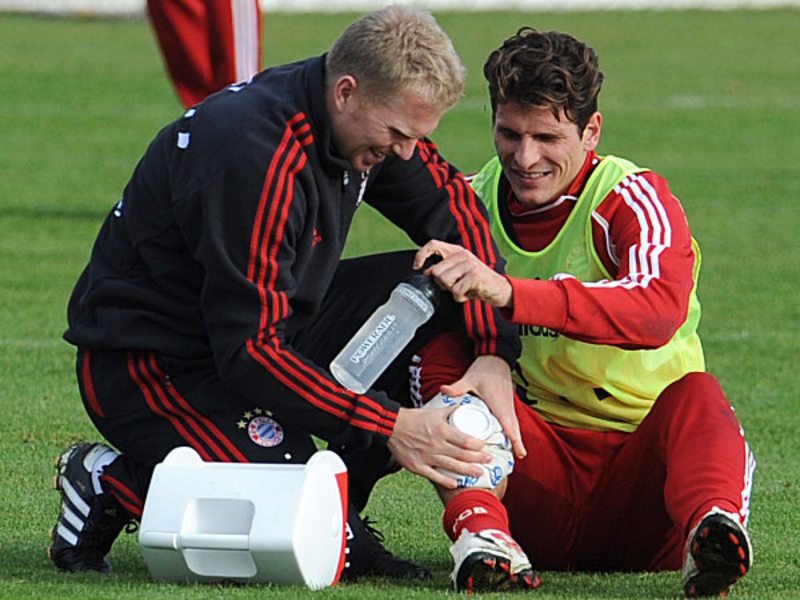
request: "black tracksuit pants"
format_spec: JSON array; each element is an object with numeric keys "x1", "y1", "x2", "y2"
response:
[{"x1": 75, "y1": 250, "x2": 455, "y2": 522}]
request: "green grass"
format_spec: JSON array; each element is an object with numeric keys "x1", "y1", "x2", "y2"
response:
[{"x1": 1, "y1": 8, "x2": 799, "y2": 599}]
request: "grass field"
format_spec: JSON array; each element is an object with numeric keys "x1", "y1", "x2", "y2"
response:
[{"x1": 1, "y1": 7, "x2": 799, "y2": 599}]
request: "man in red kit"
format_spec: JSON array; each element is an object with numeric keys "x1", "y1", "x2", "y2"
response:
[
  {"x1": 412, "y1": 28, "x2": 755, "y2": 597},
  {"x1": 148, "y1": 0, "x2": 262, "y2": 108}
]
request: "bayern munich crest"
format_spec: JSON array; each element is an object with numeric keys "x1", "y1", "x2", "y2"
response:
[{"x1": 246, "y1": 414, "x2": 284, "y2": 448}]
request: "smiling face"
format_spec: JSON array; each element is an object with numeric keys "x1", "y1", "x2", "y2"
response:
[
  {"x1": 493, "y1": 101, "x2": 602, "y2": 207},
  {"x1": 328, "y1": 75, "x2": 443, "y2": 172}
]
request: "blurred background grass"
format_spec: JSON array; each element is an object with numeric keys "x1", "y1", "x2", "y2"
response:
[{"x1": 0, "y1": 8, "x2": 798, "y2": 599}]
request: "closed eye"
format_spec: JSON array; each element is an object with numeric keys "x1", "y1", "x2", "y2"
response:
[
  {"x1": 496, "y1": 127, "x2": 521, "y2": 141},
  {"x1": 391, "y1": 127, "x2": 416, "y2": 141}
]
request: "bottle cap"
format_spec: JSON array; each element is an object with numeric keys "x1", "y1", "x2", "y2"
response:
[
  {"x1": 404, "y1": 272, "x2": 441, "y2": 307},
  {"x1": 448, "y1": 404, "x2": 493, "y2": 440}
]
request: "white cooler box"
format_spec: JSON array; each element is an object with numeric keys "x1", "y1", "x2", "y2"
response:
[{"x1": 138, "y1": 447, "x2": 347, "y2": 589}]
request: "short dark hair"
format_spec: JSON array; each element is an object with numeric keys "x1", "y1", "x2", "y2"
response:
[{"x1": 483, "y1": 27, "x2": 604, "y2": 132}]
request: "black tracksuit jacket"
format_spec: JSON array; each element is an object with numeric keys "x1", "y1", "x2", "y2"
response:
[{"x1": 65, "y1": 55, "x2": 519, "y2": 451}]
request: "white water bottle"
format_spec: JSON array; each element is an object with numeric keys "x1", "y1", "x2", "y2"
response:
[{"x1": 330, "y1": 274, "x2": 439, "y2": 394}]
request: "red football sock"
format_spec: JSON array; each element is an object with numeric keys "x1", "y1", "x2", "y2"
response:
[{"x1": 443, "y1": 489, "x2": 510, "y2": 542}]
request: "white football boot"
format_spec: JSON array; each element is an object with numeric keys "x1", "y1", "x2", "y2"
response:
[{"x1": 450, "y1": 528, "x2": 540, "y2": 593}]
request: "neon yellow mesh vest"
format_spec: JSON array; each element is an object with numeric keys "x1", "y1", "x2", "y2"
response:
[{"x1": 471, "y1": 155, "x2": 705, "y2": 432}]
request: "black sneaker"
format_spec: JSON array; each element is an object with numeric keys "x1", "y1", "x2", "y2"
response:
[
  {"x1": 48, "y1": 442, "x2": 129, "y2": 573},
  {"x1": 341, "y1": 514, "x2": 431, "y2": 581},
  {"x1": 683, "y1": 508, "x2": 752, "y2": 597}
]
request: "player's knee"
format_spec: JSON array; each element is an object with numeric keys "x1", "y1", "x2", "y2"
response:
[
  {"x1": 662, "y1": 372, "x2": 727, "y2": 408},
  {"x1": 656, "y1": 372, "x2": 741, "y2": 432}
]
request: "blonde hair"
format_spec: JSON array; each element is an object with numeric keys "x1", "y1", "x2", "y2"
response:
[{"x1": 326, "y1": 6, "x2": 465, "y2": 111}]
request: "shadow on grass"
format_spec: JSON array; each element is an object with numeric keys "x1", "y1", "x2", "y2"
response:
[
  {"x1": 340, "y1": 547, "x2": 682, "y2": 598},
  {"x1": 0, "y1": 206, "x2": 107, "y2": 222}
]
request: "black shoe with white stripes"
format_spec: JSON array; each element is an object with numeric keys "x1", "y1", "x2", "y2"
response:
[{"x1": 48, "y1": 442, "x2": 129, "y2": 573}]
